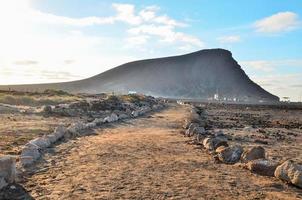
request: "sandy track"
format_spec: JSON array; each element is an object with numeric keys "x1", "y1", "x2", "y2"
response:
[{"x1": 21, "y1": 104, "x2": 301, "y2": 200}]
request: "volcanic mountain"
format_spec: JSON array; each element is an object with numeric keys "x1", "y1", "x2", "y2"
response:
[{"x1": 0, "y1": 49, "x2": 279, "y2": 102}]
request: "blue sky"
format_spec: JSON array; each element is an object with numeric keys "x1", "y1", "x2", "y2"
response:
[{"x1": 0, "y1": 0, "x2": 301, "y2": 101}]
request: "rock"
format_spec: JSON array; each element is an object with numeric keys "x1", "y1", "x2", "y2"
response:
[
  {"x1": 93, "y1": 118, "x2": 104, "y2": 126},
  {"x1": 53, "y1": 125, "x2": 67, "y2": 140},
  {"x1": 241, "y1": 146, "x2": 265, "y2": 163},
  {"x1": 140, "y1": 106, "x2": 151, "y2": 113},
  {"x1": 193, "y1": 126, "x2": 205, "y2": 135},
  {"x1": 274, "y1": 160, "x2": 302, "y2": 188},
  {"x1": 183, "y1": 119, "x2": 191, "y2": 129},
  {"x1": 243, "y1": 126, "x2": 253, "y2": 131},
  {"x1": 188, "y1": 112, "x2": 200, "y2": 123},
  {"x1": 67, "y1": 122, "x2": 86, "y2": 136},
  {"x1": 203, "y1": 137, "x2": 228, "y2": 151},
  {"x1": 103, "y1": 113, "x2": 119, "y2": 123},
  {"x1": 131, "y1": 110, "x2": 140, "y2": 117},
  {"x1": 68, "y1": 101, "x2": 90, "y2": 111},
  {"x1": 247, "y1": 159, "x2": 278, "y2": 177},
  {"x1": 28, "y1": 137, "x2": 51, "y2": 149},
  {"x1": 0, "y1": 156, "x2": 16, "y2": 190},
  {"x1": 118, "y1": 113, "x2": 129, "y2": 119},
  {"x1": 46, "y1": 134, "x2": 58, "y2": 144},
  {"x1": 185, "y1": 123, "x2": 199, "y2": 137},
  {"x1": 254, "y1": 139, "x2": 268, "y2": 145},
  {"x1": 85, "y1": 122, "x2": 96, "y2": 129},
  {"x1": 20, "y1": 143, "x2": 41, "y2": 166},
  {"x1": 192, "y1": 127, "x2": 206, "y2": 142},
  {"x1": 43, "y1": 105, "x2": 52, "y2": 114},
  {"x1": 217, "y1": 145, "x2": 243, "y2": 164}
]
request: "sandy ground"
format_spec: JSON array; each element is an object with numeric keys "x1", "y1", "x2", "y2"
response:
[
  {"x1": 0, "y1": 113, "x2": 78, "y2": 155},
  {"x1": 7, "y1": 104, "x2": 301, "y2": 199}
]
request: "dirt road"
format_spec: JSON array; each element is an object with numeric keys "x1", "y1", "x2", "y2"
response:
[{"x1": 16, "y1": 104, "x2": 301, "y2": 199}]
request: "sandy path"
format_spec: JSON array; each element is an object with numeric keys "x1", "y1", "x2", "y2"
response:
[{"x1": 21, "y1": 104, "x2": 301, "y2": 200}]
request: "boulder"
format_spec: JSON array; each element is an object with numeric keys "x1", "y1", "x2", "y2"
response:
[
  {"x1": 247, "y1": 159, "x2": 278, "y2": 177},
  {"x1": 274, "y1": 160, "x2": 302, "y2": 188},
  {"x1": 53, "y1": 125, "x2": 67, "y2": 140},
  {"x1": 67, "y1": 122, "x2": 86, "y2": 136},
  {"x1": 103, "y1": 113, "x2": 119, "y2": 123},
  {"x1": 185, "y1": 123, "x2": 199, "y2": 137},
  {"x1": 188, "y1": 112, "x2": 200, "y2": 123},
  {"x1": 43, "y1": 105, "x2": 52, "y2": 114},
  {"x1": 93, "y1": 118, "x2": 104, "y2": 126},
  {"x1": 0, "y1": 156, "x2": 16, "y2": 190},
  {"x1": 241, "y1": 146, "x2": 265, "y2": 163},
  {"x1": 203, "y1": 137, "x2": 228, "y2": 151},
  {"x1": 46, "y1": 134, "x2": 58, "y2": 144},
  {"x1": 131, "y1": 110, "x2": 140, "y2": 117},
  {"x1": 217, "y1": 145, "x2": 243, "y2": 164},
  {"x1": 118, "y1": 113, "x2": 129, "y2": 119},
  {"x1": 192, "y1": 127, "x2": 206, "y2": 142},
  {"x1": 20, "y1": 143, "x2": 41, "y2": 166},
  {"x1": 29, "y1": 137, "x2": 51, "y2": 149},
  {"x1": 183, "y1": 119, "x2": 191, "y2": 129},
  {"x1": 85, "y1": 122, "x2": 96, "y2": 129}
]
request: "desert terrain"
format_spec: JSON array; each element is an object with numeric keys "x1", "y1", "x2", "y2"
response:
[{"x1": 0, "y1": 92, "x2": 301, "y2": 199}]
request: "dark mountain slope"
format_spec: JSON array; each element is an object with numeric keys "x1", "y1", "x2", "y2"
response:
[{"x1": 0, "y1": 49, "x2": 279, "y2": 102}]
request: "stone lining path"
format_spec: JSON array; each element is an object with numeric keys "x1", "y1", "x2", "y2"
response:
[{"x1": 18, "y1": 104, "x2": 301, "y2": 200}]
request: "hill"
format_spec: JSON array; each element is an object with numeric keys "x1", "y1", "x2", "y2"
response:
[{"x1": 0, "y1": 49, "x2": 279, "y2": 102}]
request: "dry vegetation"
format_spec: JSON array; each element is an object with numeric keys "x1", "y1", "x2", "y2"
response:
[{"x1": 0, "y1": 89, "x2": 81, "y2": 106}]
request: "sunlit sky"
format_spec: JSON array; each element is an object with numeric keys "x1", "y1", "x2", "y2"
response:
[{"x1": 0, "y1": 0, "x2": 301, "y2": 101}]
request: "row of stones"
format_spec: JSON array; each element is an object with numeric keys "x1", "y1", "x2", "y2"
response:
[
  {"x1": 0, "y1": 103, "x2": 165, "y2": 190},
  {"x1": 184, "y1": 105, "x2": 302, "y2": 189}
]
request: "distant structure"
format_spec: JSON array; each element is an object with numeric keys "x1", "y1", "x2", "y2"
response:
[
  {"x1": 282, "y1": 97, "x2": 290, "y2": 103},
  {"x1": 128, "y1": 91, "x2": 137, "y2": 94}
]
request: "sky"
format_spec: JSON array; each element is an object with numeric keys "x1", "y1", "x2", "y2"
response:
[{"x1": 0, "y1": 0, "x2": 301, "y2": 101}]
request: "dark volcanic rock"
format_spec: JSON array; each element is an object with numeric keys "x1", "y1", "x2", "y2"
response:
[
  {"x1": 241, "y1": 146, "x2": 266, "y2": 163},
  {"x1": 247, "y1": 159, "x2": 278, "y2": 177}
]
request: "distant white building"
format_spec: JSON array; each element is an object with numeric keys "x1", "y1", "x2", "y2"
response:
[{"x1": 128, "y1": 91, "x2": 137, "y2": 94}]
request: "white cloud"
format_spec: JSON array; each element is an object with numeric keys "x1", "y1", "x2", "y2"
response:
[
  {"x1": 254, "y1": 11, "x2": 300, "y2": 33},
  {"x1": 217, "y1": 35, "x2": 241, "y2": 43},
  {"x1": 112, "y1": 3, "x2": 142, "y2": 25},
  {"x1": 240, "y1": 60, "x2": 275, "y2": 72},
  {"x1": 127, "y1": 24, "x2": 204, "y2": 48},
  {"x1": 240, "y1": 59, "x2": 302, "y2": 72},
  {"x1": 139, "y1": 6, "x2": 158, "y2": 21}
]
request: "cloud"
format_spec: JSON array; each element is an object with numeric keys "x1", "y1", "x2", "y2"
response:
[
  {"x1": 217, "y1": 35, "x2": 241, "y2": 43},
  {"x1": 127, "y1": 24, "x2": 204, "y2": 48},
  {"x1": 112, "y1": 3, "x2": 142, "y2": 25},
  {"x1": 240, "y1": 60, "x2": 275, "y2": 72},
  {"x1": 14, "y1": 60, "x2": 39, "y2": 65},
  {"x1": 64, "y1": 60, "x2": 76, "y2": 65},
  {"x1": 29, "y1": 3, "x2": 187, "y2": 28},
  {"x1": 240, "y1": 59, "x2": 302, "y2": 73},
  {"x1": 254, "y1": 11, "x2": 300, "y2": 33},
  {"x1": 291, "y1": 84, "x2": 302, "y2": 88}
]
